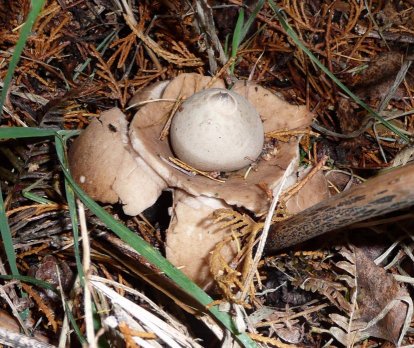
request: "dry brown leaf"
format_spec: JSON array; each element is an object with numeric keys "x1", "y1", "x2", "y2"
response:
[
  {"x1": 354, "y1": 246, "x2": 410, "y2": 344},
  {"x1": 285, "y1": 167, "x2": 330, "y2": 214}
]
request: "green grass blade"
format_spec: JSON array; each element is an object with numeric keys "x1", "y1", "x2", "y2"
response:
[
  {"x1": 21, "y1": 191, "x2": 54, "y2": 204},
  {"x1": 22, "y1": 177, "x2": 56, "y2": 204},
  {"x1": 231, "y1": 8, "x2": 245, "y2": 74},
  {"x1": 0, "y1": 128, "x2": 79, "y2": 139},
  {"x1": 0, "y1": 274, "x2": 57, "y2": 291},
  {"x1": 230, "y1": 1, "x2": 265, "y2": 74},
  {"x1": 54, "y1": 134, "x2": 258, "y2": 348},
  {"x1": 73, "y1": 29, "x2": 118, "y2": 82},
  {"x1": 0, "y1": 185, "x2": 19, "y2": 275},
  {"x1": 240, "y1": 0, "x2": 265, "y2": 41},
  {"x1": 0, "y1": 0, "x2": 46, "y2": 119},
  {"x1": 268, "y1": 0, "x2": 409, "y2": 142},
  {"x1": 65, "y1": 301, "x2": 87, "y2": 345},
  {"x1": 57, "y1": 132, "x2": 85, "y2": 282},
  {"x1": 64, "y1": 182, "x2": 85, "y2": 284},
  {"x1": 224, "y1": 34, "x2": 230, "y2": 57},
  {"x1": 232, "y1": 8, "x2": 245, "y2": 58}
]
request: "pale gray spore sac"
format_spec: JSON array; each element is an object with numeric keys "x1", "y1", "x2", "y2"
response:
[{"x1": 170, "y1": 88, "x2": 264, "y2": 172}]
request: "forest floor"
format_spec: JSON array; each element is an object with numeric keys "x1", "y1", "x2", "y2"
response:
[{"x1": 0, "y1": 1, "x2": 414, "y2": 347}]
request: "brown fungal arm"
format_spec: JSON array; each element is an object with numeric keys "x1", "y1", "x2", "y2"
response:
[{"x1": 266, "y1": 163, "x2": 414, "y2": 252}]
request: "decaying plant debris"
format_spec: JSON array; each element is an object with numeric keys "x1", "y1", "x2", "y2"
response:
[{"x1": 1, "y1": 0, "x2": 414, "y2": 347}]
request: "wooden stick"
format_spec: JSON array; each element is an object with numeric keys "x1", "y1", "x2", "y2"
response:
[{"x1": 266, "y1": 163, "x2": 414, "y2": 252}]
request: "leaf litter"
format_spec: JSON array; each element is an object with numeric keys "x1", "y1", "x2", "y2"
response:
[{"x1": 0, "y1": 0, "x2": 414, "y2": 347}]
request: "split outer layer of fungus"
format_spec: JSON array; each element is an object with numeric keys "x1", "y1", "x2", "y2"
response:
[{"x1": 68, "y1": 73, "x2": 329, "y2": 287}]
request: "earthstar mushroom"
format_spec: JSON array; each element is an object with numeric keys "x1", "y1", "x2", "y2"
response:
[{"x1": 68, "y1": 73, "x2": 329, "y2": 287}]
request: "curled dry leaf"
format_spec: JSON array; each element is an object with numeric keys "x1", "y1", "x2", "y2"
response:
[
  {"x1": 329, "y1": 244, "x2": 411, "y2": 346},
  {"x1": 286, "y1": 168, "x2": 330, "y2": 214},
  {"x1": 28, "y1": 255, "x2": 74, "y2": 303},
  {"x1": 354, "y1": 246, "x2": 410, "y2": 344},
  {"x1": 69, "y1": 73, "x2": 328, "y2": 286}
]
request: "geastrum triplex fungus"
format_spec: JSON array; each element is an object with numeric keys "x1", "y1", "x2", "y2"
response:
[{"x1": 69, "y1": 73, "x2": 329, "y2": 287}]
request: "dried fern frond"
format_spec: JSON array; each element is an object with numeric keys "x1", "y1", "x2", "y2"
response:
[
  {"x1": 21, "y1": 283, "x2": 58, "y2": 332},
  {"x1": 210, "y1": 209, "x2": 265, "y2": 305},
  {"x1": 300, "y1": 277, "x2": 352, "y2": 313},
  {"x1": 212, "y1": 209, "x2": 256, "y2": 236}
]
